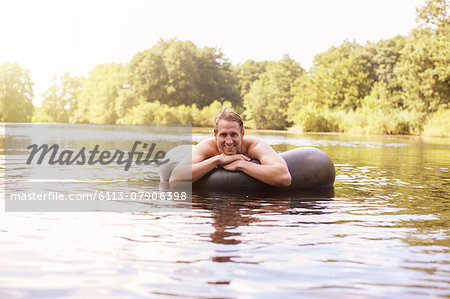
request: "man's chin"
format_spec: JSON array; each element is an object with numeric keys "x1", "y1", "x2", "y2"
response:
[{"x1": 223, "y1": 148, "x2": 236, "y2": 155}]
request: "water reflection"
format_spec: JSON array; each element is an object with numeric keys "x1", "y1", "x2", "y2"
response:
[{"x1": 191, "y1": 190, "x2": 335, "y2": 269}]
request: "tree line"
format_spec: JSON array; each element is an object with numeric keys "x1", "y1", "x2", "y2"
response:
[{"x1": 1, "y1": 0, "x2": 448, "y2": 136}]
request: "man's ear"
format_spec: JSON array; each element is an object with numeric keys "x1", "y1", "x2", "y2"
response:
[
  {"x1": 214, "y1": 130, "x2": 217, "y2": 139},
  {"x1": 241, "y1": 129, "x2": 245, "y2": 138}
]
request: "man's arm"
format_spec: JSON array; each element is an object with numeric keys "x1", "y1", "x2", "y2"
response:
[{"x1": 222, "y1": 139, "x2": 292, "y2": 187}]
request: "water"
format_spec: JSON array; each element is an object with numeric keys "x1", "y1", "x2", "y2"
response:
[{"x1": 1, "y1": 124, "x2": 449, "y2": 298}]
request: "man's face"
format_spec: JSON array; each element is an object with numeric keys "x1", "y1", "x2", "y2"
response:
[{"x1": 214, "y1": 120, "x2": 244, "y2": 155}]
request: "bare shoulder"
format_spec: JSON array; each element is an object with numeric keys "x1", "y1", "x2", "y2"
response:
[
  {"x1": 192, "y1": 138, "x2": 218, "y2": 162},
  {"x1": 243, "y1": 137, "x2": 274, "y2": 159}
]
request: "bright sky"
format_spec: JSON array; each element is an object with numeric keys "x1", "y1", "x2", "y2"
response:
[{"x1": 1, "y1": 0, "x2": 425, "y2": 105}]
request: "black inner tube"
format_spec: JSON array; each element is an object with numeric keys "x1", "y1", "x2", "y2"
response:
[{"x1": 160, "y1": 146, "x2": 335, "y2": 196}]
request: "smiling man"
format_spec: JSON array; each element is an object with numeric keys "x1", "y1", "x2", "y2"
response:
[{"x1": 170, "y1": 108, "x2": 292, "y2": 187}]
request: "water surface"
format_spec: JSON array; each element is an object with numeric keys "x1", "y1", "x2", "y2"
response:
[{"x1": 1, "y1": 125, "x2": 449, "y2": 298}]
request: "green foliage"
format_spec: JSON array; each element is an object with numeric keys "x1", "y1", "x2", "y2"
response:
[
  {"x1": 72, "y1": 63, "x2": 128, "y2": 124},
  {"x1": 307, "y1": 41, "x2": 374, "y2": 111},
  {"x1": 121, "y1": 101, "x2": 165, "y2": 125},
  {"x1": 289, "y1": 79, "x2": 426, "y2": 135},
  {"x1": 343, "y1": 108, "x2": 424, "y2": 135},
  {"x1": 423, "y1": 108, "x2": 450, "y2": 136},
  {"x1": 366, "y1": 36, "x2": 408, "y2": 101},
  {"x1": 120, "y1": 100, "x2": 235, "y2": 127},
  {"x1": 336, "y1": 80, "x2": 425, "y2": 135},
  {"x1": 243, "y1": 55, "x2": 305, "y2": 129},
  {"x1": 286, "y1": 0, "x2": 448, "y2": 136},
  {"x1": 291, "y1": 102, "x2": 343, "y2": 132},
  {"x1": 193, "y1": 100, "x2": 233, "y2": 127},
  {"x1": 416, "y1": 0, "x2": 449, "y2": 31},
  {"x1": 395, "y1": 28, "x2": 449, "y2": 114},
  {"x1": 33, "y1": 73, "x2": 82, "y2": 123},
  {"x1": 392, "y1": 0, "x2": 449, "y2": 115},
  {"x1": 0, "y1": 62, "x2": 34, "y2": 122},
  {"x1": 233, "y1": 60, "x2": 270, "y2": 98},
  {"x1": 128, "y1": 39, "x2": 240, "y2": 108}
]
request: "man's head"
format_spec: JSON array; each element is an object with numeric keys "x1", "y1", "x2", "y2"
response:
[{"x1": 214, "y1": 108, "x2": 244, "y2": 155}]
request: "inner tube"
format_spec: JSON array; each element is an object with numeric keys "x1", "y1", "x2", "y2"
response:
[{"x1": 159, "y1": 145, "x2": 335, "y2": 195}]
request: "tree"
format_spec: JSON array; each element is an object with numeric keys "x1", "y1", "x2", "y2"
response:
[
  {"x1": 306, "y1": 41, "x2": 374, "y2": 111},
  {"x1": 394, "y1": 30, "x2": 449, "y2": 114},
  {"x1": 233, "y1": 60, "x2": 270, "y2": 98},
  {"x1": 367, "y1": 36, "x2": 407, "y2": 87},
  {"x1": 357, "y1": 36, "x2": 408, "y2": 110},
  {"x1": 72, "y1": 63, "x2": 128, "y2": 124},
  {"x1": 243, "y1": 55, "x2": 304, "y2": 129},
  {"x1": 34, "y1": 73, "x2": 82, "y2": 123},
  {"x1": 394, "y1": 0, "x2": 449, "y2": 114},
  {"x1": 0, "y1": 62, "x2": 34, "y2": 122},
  {"x1": 128, "y1": 39, "x2": 240, "y2": 108},
  {"x1": 416, "y1": 0, "x2": 449, "y2": 32}
]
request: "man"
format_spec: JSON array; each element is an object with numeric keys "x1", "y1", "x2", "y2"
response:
[{"x1": 170, "y1": 108, "x2": 292, "y2": 187}]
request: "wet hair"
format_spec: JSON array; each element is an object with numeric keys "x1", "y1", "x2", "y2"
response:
[{"x1": 214, "y1": 108, "x2": 244, "y2": 133}]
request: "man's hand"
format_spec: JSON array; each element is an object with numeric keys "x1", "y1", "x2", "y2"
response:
[
  {"x1": 217, "y1": 153, "x2": 250, "y2": 167},
  {"x1": 221, "y1": 159, "x2": 246, "y2": 171}
]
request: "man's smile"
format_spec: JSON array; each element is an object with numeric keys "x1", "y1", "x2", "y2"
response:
[{"x1": 223, "y1": 143, "x2": 236, "y2": 153}]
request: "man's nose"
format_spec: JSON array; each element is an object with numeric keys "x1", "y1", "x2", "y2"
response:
[{"x1": 225, "y1": 137, "x2": 233, "y2": 143}]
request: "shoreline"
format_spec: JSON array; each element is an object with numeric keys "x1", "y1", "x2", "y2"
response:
[{"x1": 1, "y1": 123, "x2": 449, "y2": 139}]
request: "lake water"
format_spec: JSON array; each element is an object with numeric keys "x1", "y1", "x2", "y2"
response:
[{"x1": 1, "y1": 124, "x2": 449, "y2": 298}]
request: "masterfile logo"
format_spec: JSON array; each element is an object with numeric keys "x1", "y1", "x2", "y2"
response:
[
  {"x1": 26, "y1": 141, "x2": 169, "y2": 171},
  {"x1": 4, "y1": 123, "x2": 192, "y2": 212}
]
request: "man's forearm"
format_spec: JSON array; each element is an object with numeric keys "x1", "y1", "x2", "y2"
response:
[
  {"x1": 170, "y1": 155, "x2": 220, "y2": 184},
  {"x1": 191, "y1": 156, "x2": 220, "y2": 182},
  {"x1": 237, "y1": 161, "x2": 292, "y2": 187}
]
